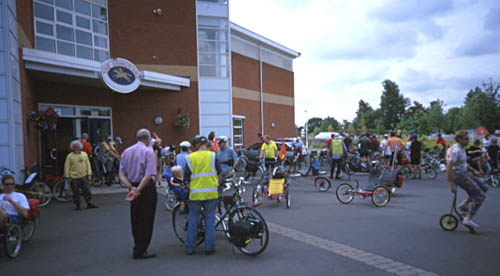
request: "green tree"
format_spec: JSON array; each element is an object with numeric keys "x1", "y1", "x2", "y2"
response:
[
  {"x1": 460, "y1": 82, "x2": 499, "y2": 131},
  {"x1": 443, "y1": 107, "x2": 462, "y2": 133},
  {"x1": 321, "y1": 116, "x2": 340, "y2": 131},
  {"x1": 327, "y1": 125, "x2": 334, "y2": 132},
  {"x1": 380, "y1": 80, "x2": 409, "y2": 130},
  {"x1": 307, "y1": 117, "x2": 323, "y2": 133},
  {"x1": 353, "y1": 100, "x2": 378, "y2": 130},
  {"x1": 312, "y1": 126, "x2": 322, "y2": 137},
  {"x1": 428, "y1": 99, "x2": 445, "y2": 132}
]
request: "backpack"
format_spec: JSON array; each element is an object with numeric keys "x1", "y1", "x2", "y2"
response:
[
  {"x1": 26, "y1": 198, "x2": 40, "y2": 221},
  {"x1": 229, "y1": 220, "x2": 253, "y2": 247}
]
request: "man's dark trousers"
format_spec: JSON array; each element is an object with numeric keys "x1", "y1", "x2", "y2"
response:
[
  {"x1": 131, "y1": 183, "x2": 157, "y2": 256},
  {"x1": 69, "y1": 177, "x2": 92, "y2": 205},
  {"x1": 330, "y1": 158, "x2": 343, "y2": 178}
]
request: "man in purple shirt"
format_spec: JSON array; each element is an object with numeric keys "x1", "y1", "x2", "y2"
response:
[{"x1": 119, "y1": 129, "x2": 157, "y2": 259}]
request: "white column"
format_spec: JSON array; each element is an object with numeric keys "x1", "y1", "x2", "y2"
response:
[{"x1": 0, "y1": 0, "x2": 24, "y2": 182}]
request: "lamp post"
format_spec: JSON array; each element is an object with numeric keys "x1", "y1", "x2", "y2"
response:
[{"x1": 304, "y1": 110, "x2": 309, "y2": 150}]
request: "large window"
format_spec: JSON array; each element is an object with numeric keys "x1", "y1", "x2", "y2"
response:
[
  {"x1": 33, "y1": 0, "x2": 110, "y2": 62},
  {"x1": 233, "y1": 117, "x2": 244, "y2": 146},
  {"x1": 198, "y1": 16, "x2": 229, "y2": 77}
]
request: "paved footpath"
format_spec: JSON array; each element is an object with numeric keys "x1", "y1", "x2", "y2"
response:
[{"x1": 1, "y1": 174, "x2": 499, "y2": 276}]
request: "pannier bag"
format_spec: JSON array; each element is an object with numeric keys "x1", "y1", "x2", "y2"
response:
[
  {"x1": 26, "y1": 198, "x2": 40, "y2": 221},
  {"x1": 395, "y1": 171, "x2": 404, "y2": 188},
  {"x1": 229, "y1": 220, "x2": 253, "y2": 247}
]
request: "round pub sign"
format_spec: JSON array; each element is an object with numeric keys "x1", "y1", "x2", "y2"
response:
[{"x1": 101, "y1": 58, "x2": 141, "y2": 93}]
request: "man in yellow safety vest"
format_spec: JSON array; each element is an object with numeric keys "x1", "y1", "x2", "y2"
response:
[
  {"x1": 184, "y1": 135, "x2": 221, "y2": 255},
  {"x1": 330, "y1": 134, "x2": 347, "y2": 179}
]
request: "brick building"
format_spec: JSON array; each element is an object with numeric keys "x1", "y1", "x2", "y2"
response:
[{"x1": 1, "y1": 0, "x2": 299, "y2": 178}]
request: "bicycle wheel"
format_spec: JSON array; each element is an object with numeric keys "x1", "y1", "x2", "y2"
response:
[
  {"x1": 490, "y1": 174, "x2": 499, "y2": 188},
  {"x1": 314, "y1": 177, "x2": 331, "y2": 192},
  {"x1": 21, "y1": 219, "x2": 36, "y2": 242},
  {"x1": 228, "y1": 206, "x2": 269, "y2": 256},
  {"x1": 52, "y1": 180, "x2": 73, "y2": 203},
  {"x1": 92, "y1": 175, "x2": 104, "y2": 187},
  {"x1": 165, "y1": 191, "x2": 178, "y2": 211},
  {"x1": 251, "y1": 187, "x2": 260, "y2": 203},
  {"x1": 426, "y1": 167, "x2": 438, "y2": 180},
  {"x1": 171, "y1": 204, "x2": 204, "y2": 246},
  {"x1": 336, "y1": 183, "x2": 354, "y2": 204},
  {"x1": 439, "y1": 214, "x2": 458, "y2": 231},
  {"x1": 4, "y1": 223, "x2": 22, "y2": 259},
  {"x1": 371, "y1": 185, "x2": 390, "y2": 207},
  {"x1": 31, "y1": 181, "x2": 51, "y2": 207},
  {"x1": 285, "y1": 189, "x2": 290, "y2": 208}
]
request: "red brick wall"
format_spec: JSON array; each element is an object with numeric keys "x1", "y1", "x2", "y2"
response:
[
  {"x1": 231, "y1": 53, "x2": 296, "y2": 146},
  {"x1": 108, "y1": 0, "x2": 198, "y2": 66}
]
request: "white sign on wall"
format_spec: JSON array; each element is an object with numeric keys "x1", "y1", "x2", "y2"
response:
[{"x1": 101, "y1": 58, "x2": 141, "y2": 93}]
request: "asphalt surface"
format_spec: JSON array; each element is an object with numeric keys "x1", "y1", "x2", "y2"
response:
[{"x1": 1, "y1": 172, "x2": 499, "y2": 276}]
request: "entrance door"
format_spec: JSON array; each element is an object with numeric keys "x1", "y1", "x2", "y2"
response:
[{"x1": 80, "y1": 118, "x2": 112, "y2": 149}]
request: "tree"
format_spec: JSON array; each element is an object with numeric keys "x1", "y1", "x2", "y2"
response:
[
  {"x1": 428, "y1": 99, "x2": 445, "y2": 132},
  {"x1": 443, "y1": 107, "x2": 462, "y2": 133},
  {"x1": 312, "y1": 126, "x2": 322, "y2": 137},
  {"x1": 321, "y1": 116, "x2": 340, "y2": 131},
  {"x1": 460, "y1": 82, "x2": 499, "y2": 131},
  {"x1": 380, "y1": 80, "x2": 409, "y2": 130},
  {"x1": 353, "y1": 100, "x2": 377, "y2": 130},
  {"x1": 306, "y1": 117, "x2": 323, "y2": 133}
]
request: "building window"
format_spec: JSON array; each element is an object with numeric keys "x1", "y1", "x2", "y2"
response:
[
  {"x1": 233, "y1": 117, "x2": 243, "y2": 146},
  {"x1": 197, "y1": 16, "x2": 229, "y2": 77},
  {"x1": 33, "y1": 0, "x2": 110, "y2": 62},
  {"x1": 197, "y1": 0, "x2": 228, "y2": 5}
]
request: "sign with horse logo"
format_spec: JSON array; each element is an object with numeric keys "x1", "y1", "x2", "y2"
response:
[{"x1": 101, "y1": 58, "x2": 141, "y2": 93}]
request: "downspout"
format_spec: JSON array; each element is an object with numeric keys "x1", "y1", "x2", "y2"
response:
[{"x1": 259, "y1": 45, "x2": 264, "y2": 135}]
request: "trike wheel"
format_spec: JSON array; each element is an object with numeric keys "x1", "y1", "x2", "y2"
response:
[
  {"x1": 426, "y1": 167, "x2": 438, "y2": 180},
  {"x1": 164, "y1": 191, "x2": 178, "y2": 211},
  {"x1": 4, "y1": 223, "x2": 22, "y2": 259},
  {"x1": 228, "y1": 207, "x2": 269, "y2": 256},
  {"x1": 371, "y1": 185, "x2": 390, "y2": 207},
  {"x1": 21, "y1": 219, "x2": 36, "y2": 242},
  {"x1": 52, "y1": 180, "x2": 73, "y2": 203},
  {"x1": 439, "y1": 214, "x2": 458, "y2": 231},
  {"x1": 251, "y1": 187, "x2": 260, "y2": 204},
  {"x1": 31, "y1": 182, "x2": 51, "y2": 207},
  {"x1": 285, "y1": 189, "x2": 290, "y2": 208},
  {"x1": 336, "y1": 183, "x2": 354, "y2": 204},
  {"x1": 171, "y1": 204, "x2": 204, "y2": 246},
  {"x1": 314, "y1": 177, "x2": 331, "y2": 192}
]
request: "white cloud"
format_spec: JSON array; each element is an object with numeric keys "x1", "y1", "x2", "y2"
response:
[{"x1": 229, "y1": 0, "x2": 500, "y2": 126}]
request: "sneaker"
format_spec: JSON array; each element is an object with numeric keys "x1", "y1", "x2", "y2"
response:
[{"x1": 463, "y1": 218, "x2": 479, "y2": 228}]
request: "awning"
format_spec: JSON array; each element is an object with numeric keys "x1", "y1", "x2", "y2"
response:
[{"x1": 22, "y1": 48, "x2": 190, "y2": 91}]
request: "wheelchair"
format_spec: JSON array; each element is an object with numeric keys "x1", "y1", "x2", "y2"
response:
[{"x1": 0, "y1": 214, "x2": 37, "y2": 259}]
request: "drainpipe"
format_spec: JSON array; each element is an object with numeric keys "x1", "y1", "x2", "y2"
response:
[{"x1": 259, "y1": 46, "x2": 264, "y2": 135}]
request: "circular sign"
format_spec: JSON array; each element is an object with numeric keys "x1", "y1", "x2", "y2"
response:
[
  {"x1": 154, "y1": 116, "x2": 163, "y2": 125},
  {"x1": 476, "y1": 126, "x2": 488, "y2": 136},
  {"x1": 101, "y1": 58, "x2": 141, "y2": 93}
]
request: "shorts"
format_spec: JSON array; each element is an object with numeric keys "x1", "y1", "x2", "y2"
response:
[{"x1": 9, "y1": 215, "x2": 20, "y2": 224}]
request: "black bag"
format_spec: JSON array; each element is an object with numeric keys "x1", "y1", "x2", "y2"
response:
[{"x1": 229, "y1": 220, "x2": 253, "y2": 247}]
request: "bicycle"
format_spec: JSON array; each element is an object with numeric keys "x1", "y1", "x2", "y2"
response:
[
  {"x1": 439, "y1": 193, "x2": 475, "y2": 234},
  {"x1": 0, "y1": 167, "x2": 51, "y2": 207},
  {"x1": 172, "y1": 177, "x2": 269, "y2": 256}
]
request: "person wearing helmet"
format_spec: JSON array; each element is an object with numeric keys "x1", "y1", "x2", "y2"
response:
[
  {"x1": 184, "y1": 135, "x2": 221, "y2": 255},
  {"x1": 101, "y1": 136, "x2": 120, "y2": 185},
  {"x1": 292, "y1": 137, "x2": 304, "y2": 156},
  {"x1": 176, "y1": 141, "x2": 192, "y2": 173},
  {"x1": 216, "y1": 136, "x2": 238, "y2": 180}
]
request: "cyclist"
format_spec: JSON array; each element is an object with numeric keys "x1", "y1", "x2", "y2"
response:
[
  {"x1": 0, "y1": 174, "x2": 29, "y2": 226},
  {"x1": 486, "y1": 137, "x2": 500, "y2": 172},
  {"x1": 292, "y1": 137, "x2": 304, "y2": 157},
  {"x1": 329, "y1": 134, "x2": 347, "y2": 179},
  {"x1": 384, "y1": 131, "x2": 405, "y2": 168},
  {"x1": 466, "y1": 139, "x2": 484, "y2": 175},
  {"x1": 101, "y1": 136, "x2": 120, "y2": 185},
  {"x1": 358, "y1": 133, "x2": 371, "y2": 167},
  {"x1": 436, "y1": 133, "x2": 448, "y2": 159},
  {"x1": 176, "y1": 141, "x2": 192, "y2": 173},
  {"x1": 259, "y1": 135, "x2": 278, "y2": 173},
  {"x1": 216, "y1": 136, "x2": 238, "y2": 180},
  {"x1": 446, "y1": 130, "x2": 488, "y2": 228}
]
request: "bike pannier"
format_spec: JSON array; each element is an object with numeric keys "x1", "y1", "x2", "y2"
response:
[
  {"x1": 26, "y1": 198, "x2": 40, "y2": 221},
  {"x1": 229, "y1": 220, "x2": 253, "y2": 248}
]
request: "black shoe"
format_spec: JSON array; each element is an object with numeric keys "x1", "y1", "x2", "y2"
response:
[
  {"x1": 75, "y1": 204, "x2": 81, "y2": 211},
  {"x1": 133, "y1": 252, "x2": 156, "y2": 259},
  {"x1": 185, "y1": 250, "x2": 195, "y2": 256},
  {"x1": 87, "y1": 203, "x2": 99, "y2": 209},
  {"x1": 205, "y1": 250, "x2": 216, "y2": 255}
]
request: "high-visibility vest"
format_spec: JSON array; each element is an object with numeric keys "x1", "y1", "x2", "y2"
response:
[
  {"x1": 185, "y1": 150, "x2": 218, "y2": 201},
  {"x1": 331, "y1": 139, "x2": 343, "y2": 155}
]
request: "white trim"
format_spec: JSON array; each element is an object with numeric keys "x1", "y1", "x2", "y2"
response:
[
  {"x1": 22, "y1": 48, "x2": 190, "y2": 91},
  {"x1": 232, "y1": 114, "x2": 246, "y2": 119},
  {"x1": 230, "y1": 22, "x2": 300, "y2": 58}
]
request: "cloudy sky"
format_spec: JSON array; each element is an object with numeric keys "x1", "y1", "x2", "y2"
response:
[{"x1": 229, "y1": 0, "x2": 500, "y2": 126}]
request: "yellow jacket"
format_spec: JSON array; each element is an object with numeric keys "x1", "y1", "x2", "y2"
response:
[{"x1": 64, "y1": 152, "x2": 92, "y2": 179}]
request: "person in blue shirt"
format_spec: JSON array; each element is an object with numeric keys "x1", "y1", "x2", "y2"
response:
[
  {"x1": 216, "y1": 136, "x2": 238, "y2": 179},
  {"x1": 292, "y1": 137, "x2": 304, "y2": 156},
  {"x1": 176, "y1": 141, "x2": 191, "y2": 173}
]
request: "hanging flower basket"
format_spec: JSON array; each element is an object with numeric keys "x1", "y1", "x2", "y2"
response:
[
  {"x1": 28, "y1": 106, "x2": 59, "y2": 130},
  {"x1": 174, "y1": 109, "x2": 190, "y2": 128}
]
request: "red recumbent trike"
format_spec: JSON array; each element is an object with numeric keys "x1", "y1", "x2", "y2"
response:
[{"x1": 252, "y1": 166, "x2": 290, "y2": 208}]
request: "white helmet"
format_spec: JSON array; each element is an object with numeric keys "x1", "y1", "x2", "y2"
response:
[
  {"x1": 179, "y1": 141, "x2": 191, "y2": 148},
  {"x1": 218, "y1": 136, "x2": 228, "y2": 143}
]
